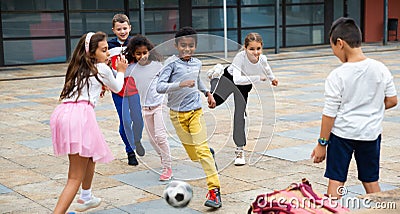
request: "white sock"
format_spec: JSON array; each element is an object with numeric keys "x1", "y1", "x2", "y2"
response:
[{"x1": 80, "y1": 188, "x2": 92, "y2": 201}]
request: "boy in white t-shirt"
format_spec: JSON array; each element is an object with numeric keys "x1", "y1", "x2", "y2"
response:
[{"x1": 311, "y1": 17, "x2": 398, "y2": 198}]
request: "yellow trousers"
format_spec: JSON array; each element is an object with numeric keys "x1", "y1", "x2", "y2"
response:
[{"x1": 170, "y1": 108, "x2": 220, "y2": 190}]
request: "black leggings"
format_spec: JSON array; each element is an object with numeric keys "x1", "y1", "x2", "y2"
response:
[{"x1": 210, "y1": 66, "x2": 252, "y2": 147}]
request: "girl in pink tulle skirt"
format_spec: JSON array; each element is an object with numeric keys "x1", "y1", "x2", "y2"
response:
[{"x1": 50, "y1": 31, "x2": 128, "y2": 213}]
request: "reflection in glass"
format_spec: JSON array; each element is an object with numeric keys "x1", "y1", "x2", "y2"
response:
[
  {"x1": 69, "y1": 12, "x2": 124, "y2": 36},
  {"x1": 241, "y1": 0, "x2": 276, "y2": 5},
  {"x1": 2, "y1": 13, "x2": 64, "y2": 38},
  {"x1": 285, "y1": 25, "x2": 324, "y2": 46},
  {"x1": 242, "y1": 28, "x2": 277, "y2": 48},
  {"x1": 69, "y1": 0, "x2": 124, "y2": 10},
  {"x1": 0, "y1": 0, "x2": 63, "y2": 10},
  {"x1": 241, "y1": 6, "x2": 275, "y2": 27},
  {"x1": 192, "y1": 0, "x2": 237, "y2": 6},
  {"x1": 285, "y1": 4, "x2": 324, "y2": 25},
  {"x1": 143, "y1": 0, "x2": 178, "y2": 8},
  {"x1": 193, "y1": 8, "x2": 237, "y2": 29},
  {"x1": 4, "y1": 39, "x2": 66, "y2": 65},
  {"x1": 144, "y1": 10, "x2": 178, "y2": 33}
]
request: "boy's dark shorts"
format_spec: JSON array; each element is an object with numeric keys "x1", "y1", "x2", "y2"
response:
[{"x1": 325, "y1": 133, "x2": 381, "y2": 183}]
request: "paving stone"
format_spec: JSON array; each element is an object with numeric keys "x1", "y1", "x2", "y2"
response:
[
  {"x1": 0, "y1": 168, "x2": 50, "y2": 188},
  {"x1": 0, "y1": 184, "x2": 12, "y2": 194},
  {"x1": 0, "y1": 192, "x2": 51, "y2": 213},
  {"x1": 345, "y1": 183, "x2": 398, "y2": 195},
  {"x1": 262, "y1": 143, "x2": 316, "y2": 162},
  {"x1": 17, "y1": 137, "x2": 52, "y2": 149},
  {"x1": 93, "y1": 199, "x2": 201, "y2": 214},
  {"x1": 278, "y1": 112, "x2": 322, "y2": 123},
  {"x1": 275, "y1": 127, "x2": 319, "y2": 141},
  {"x1": 13, "y1": 180, "x2": 63, "y2": 201},
  {"x1": 94, "y1": 184, "x2": 160, "y2": 209}
]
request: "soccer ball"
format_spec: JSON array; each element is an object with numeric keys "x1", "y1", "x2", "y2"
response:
[{"x1": 163, "y1": 180, "x2": 193, "y2": 208}]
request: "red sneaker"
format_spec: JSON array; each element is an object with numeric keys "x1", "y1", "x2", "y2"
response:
[{"x1": 204, "y1": 188, "x2": 222, "y2": 208}]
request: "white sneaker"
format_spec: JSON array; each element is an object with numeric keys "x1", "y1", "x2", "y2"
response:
[
  {"x1": 75, "y1": 196, "x2": 101, "y2": 212},
  {"x1": 207, "y1": 63, "x2": 224, "y2": 79},
  {"x1": 234, "y1": 149, "x2": 245, "y2": 166},
  {"x1": 207, "y1": 67, "x2": 215, "y2": 79},
  {"x1": 212, "y1": 64, "x2": 224, "y2": 79}
]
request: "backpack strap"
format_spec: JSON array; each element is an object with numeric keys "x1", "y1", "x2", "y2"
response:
[
  {"x1": 278, "y1": 189, "x2": 325, "y2": 214},
  {"x1": 298, "y1": 179, "x2": 350, "y2": 213}
]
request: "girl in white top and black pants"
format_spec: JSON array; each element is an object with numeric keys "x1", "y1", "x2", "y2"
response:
[{"x1": 209, "y1": 33, "x2": 278, "y2": 166}]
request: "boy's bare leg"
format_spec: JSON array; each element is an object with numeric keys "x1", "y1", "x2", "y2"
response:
[
  {"x1": 327, "y1": 179, "x2": 345, "y2": 198},
  {"x1": 362, "y1": 181, "x2": 381, "y2": 194}
]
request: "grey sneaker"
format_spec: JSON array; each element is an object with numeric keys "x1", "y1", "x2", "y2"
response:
[
  {"x1": 234, "y1": 149, "x2": 245, "y2": 166},
  {"x1": 75, "y1": 196, "x2": 101, "y2": 212},
  {"x1": 135, "y1": 141, "x2": 145, "y2": 156}
]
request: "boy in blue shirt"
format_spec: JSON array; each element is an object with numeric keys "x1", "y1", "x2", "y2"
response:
[{"x1": 157, "y1": 27, "x2": 222, "y2": 208}]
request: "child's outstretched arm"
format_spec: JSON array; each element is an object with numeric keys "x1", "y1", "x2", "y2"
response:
[
  {"x1": 156, "y1": 63, "x2": 182, "y2": 94},
  {"x1": 262, "y1": 58, "x2": 278, "y2": 86}
]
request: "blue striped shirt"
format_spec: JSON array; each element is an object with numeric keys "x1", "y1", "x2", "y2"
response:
[{"x1": 156, "y1": 55, "x2": 209, "y2": 112}]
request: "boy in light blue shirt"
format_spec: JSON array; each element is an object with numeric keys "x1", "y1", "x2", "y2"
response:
[{"x1": 157, "y1": 27, "x2": 222, "y2": 208}]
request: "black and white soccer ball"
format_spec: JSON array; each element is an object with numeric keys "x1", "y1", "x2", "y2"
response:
[{"x1": 163, "y1": 180, "x2": 193, "y2": 208}]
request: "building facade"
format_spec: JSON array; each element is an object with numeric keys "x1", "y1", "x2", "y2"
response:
[{"x1": 0, "y1": 0, "x2": 399, "y2": 66}]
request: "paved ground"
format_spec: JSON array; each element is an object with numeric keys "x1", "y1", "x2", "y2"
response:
[{"x1": 0, "y1": 42, "x2": 399, "y2": 213}]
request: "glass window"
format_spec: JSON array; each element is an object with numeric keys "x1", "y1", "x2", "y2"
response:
[
  {"x1": 285, "y1": 4, "x2": 324, "y2": 25},
  {"x1": 1, "y1": 0, "x2": 63, "y2": 11},
  {"x1": 69, "y1": 12, "x2": 124, "y2": 36},
  {"x1": 193, "y1": 8, "x2": 237, "y2": 29},
  {"x1": 192, "y1": 0, "x2": 237, "y2": 6},
  {"x1": 144, "y1": 10, "x2": 178, "y2": 33},
  {"x1": 146, "y1": 33, "x2": 176, "y2": 48},
  {"x1": 144, "y1": 0, "x2": 178, "y2": 8},
  {"x1": 197, "y1": 30, "x2": 238, "y2": 42},
  {"x1": 4, "y1": 39, "x2": 66, "y2": 65},
  {"x1": 2, "y1": 13, "x2": 65, "y2": 38},
  {"x1": 242, "y1": 28, "x2": 278, "y2": 48},
  {"x1": 241, "y1": 0, "x2": 277, "y2": 5},
  {"x1": 285, "y1": 25, "x2": 324, "y2": 46},
  {"x1": 128, "y1": 11, "x2": 141, "y2": 35},
  {"x1": 69, "y1": 0, "x2": 124, "y2": 10},
  {"x1": 129, "y1": 0, "x2": 139, "y2": 9},
  {"x1": 241, "y1": 7, "x2": 275, "y2": 27},
  {"x1": 286, "y1": 0, "x2": 323, "y2": 3}
]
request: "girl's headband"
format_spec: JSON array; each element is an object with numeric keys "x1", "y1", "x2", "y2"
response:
[{"x1": 85, "y1": 32, "x2": 95, "y2": 53}]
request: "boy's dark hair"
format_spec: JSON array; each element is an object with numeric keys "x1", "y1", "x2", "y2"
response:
[
  {"x1": 112, "y1": 13, "x2": 130, "y2": 27},
  {"x1": 329, "y1": 17, "x2": 362, "y2": 48},
  {"x1": 124, "y1": 34, "x2": 162, "y2": 63},
  {"x1": 175, "y1": 26, "x2": 197, "y2": 45}
]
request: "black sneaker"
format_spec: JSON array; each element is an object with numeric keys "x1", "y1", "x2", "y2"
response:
[
  {"x1": 127, "y1": 152, "x2": 138, "y2": 166},
  {"x1": 209, "y1": 147, "x2": 218, "y2": 170},
  {"x1": 204, "y1": 188, "x2": 222, "y2": 208},
  {"x1": 135, "y1": 141, "x2": 145, "y2": 156}
]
